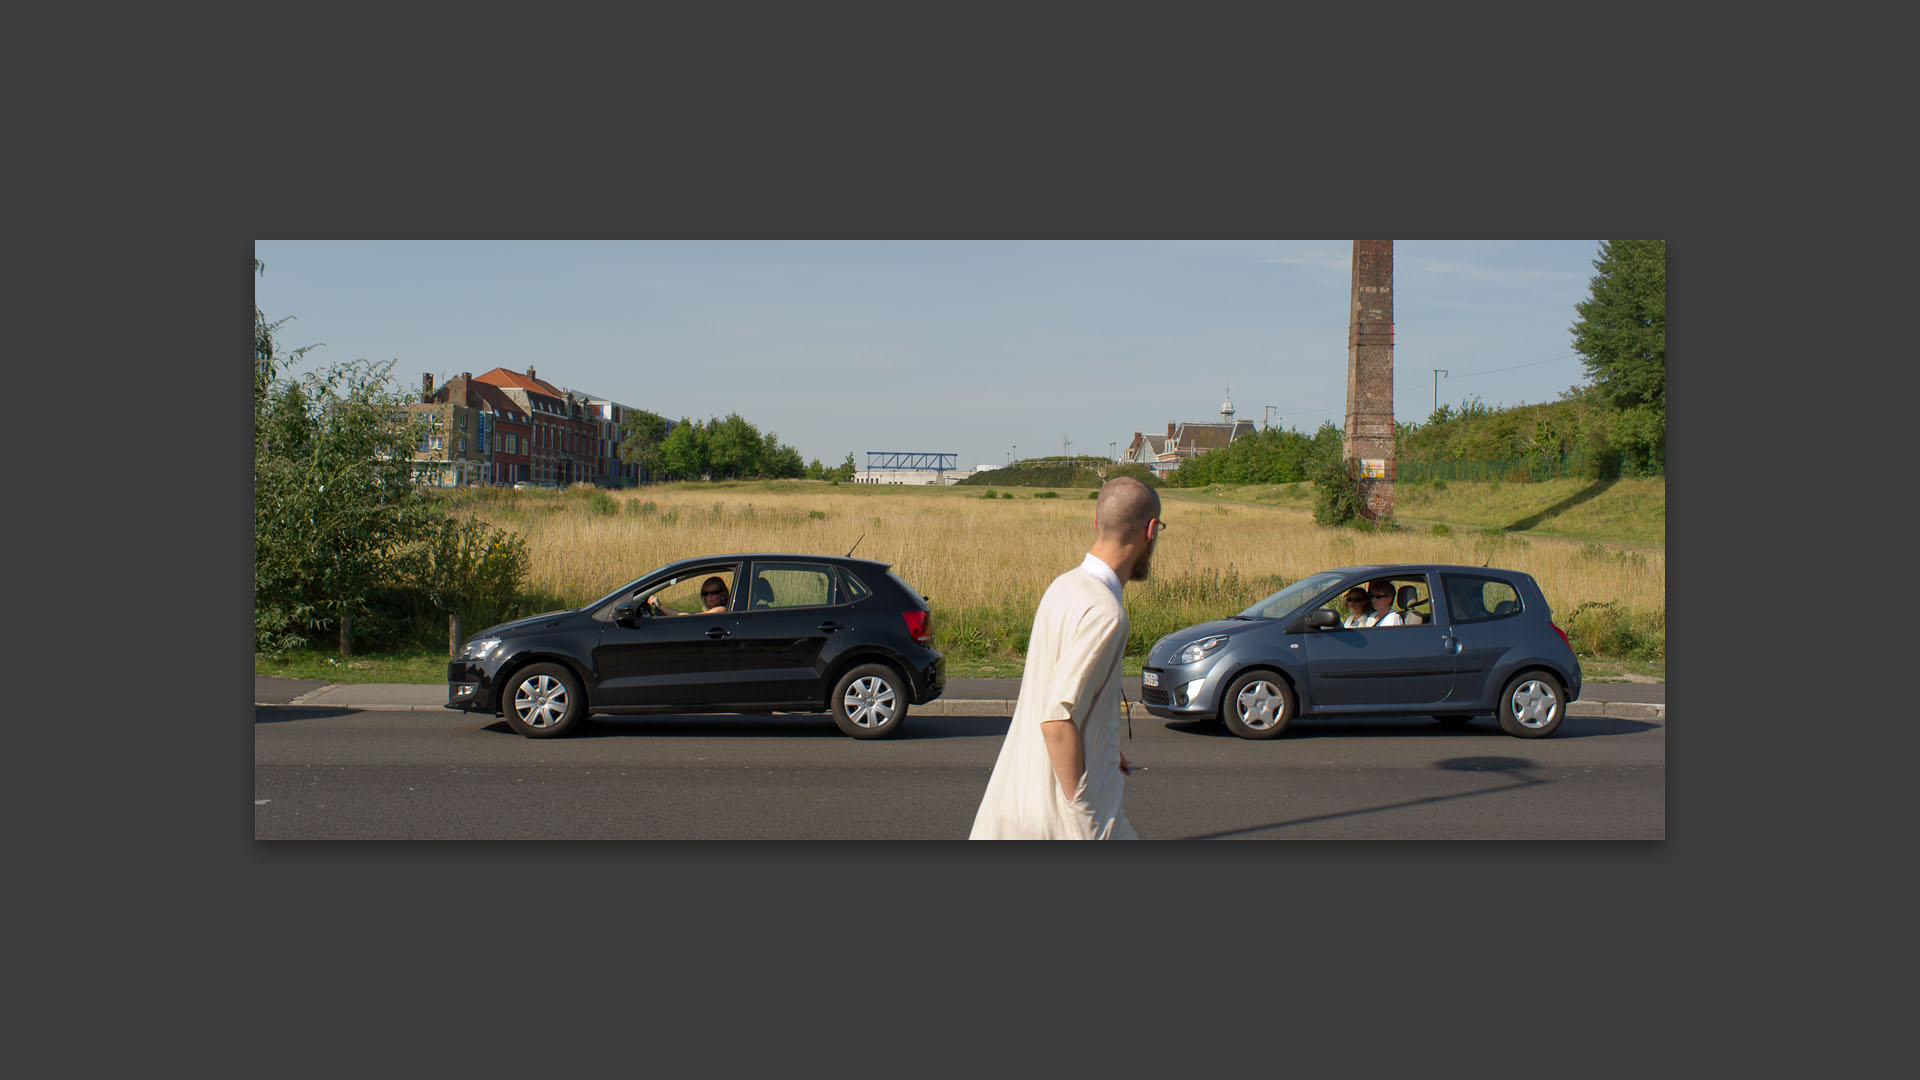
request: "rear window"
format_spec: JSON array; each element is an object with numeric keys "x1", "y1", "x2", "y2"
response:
[
  {"x1": 838, "y1": 568, "x2": 872, "y2": 603},
  {"x1": 1444, "y1": 574, "x2": 1523, "y2": 624}
]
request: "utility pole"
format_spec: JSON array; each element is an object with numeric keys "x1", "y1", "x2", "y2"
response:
[
  {"x1": 1265, "y1": 405, "x2": 1277, "y2": 431},
  {"x1": 1109, "y1": 441, "x2": 1116, "y2": 462},
  {"x1": 1433, "y1": 369, "x2": 1448, "y2": 413}
]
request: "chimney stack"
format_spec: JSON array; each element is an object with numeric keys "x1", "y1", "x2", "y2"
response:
[{"x1": 422, "y1": 373, "x2": 434, "y2": 402}]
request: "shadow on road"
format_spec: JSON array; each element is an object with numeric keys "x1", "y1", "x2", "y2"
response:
[
  {"x1": 1161, "y1": 714, "x2": 1657, "y2": 740},
  {"x1": 255, "y1": 706, "x2": 360, "y2": 724},
  {"x1": 1175, "y1": 755, "x2": 1547, "y2": 839},
  {"x1": 476, "y1": 712, "x2": 1013, "y2": 740}
]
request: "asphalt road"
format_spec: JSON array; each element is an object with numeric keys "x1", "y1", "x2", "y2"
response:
[{"x1": 255, "y1": 702, "x2": 1665, "y2": 840}]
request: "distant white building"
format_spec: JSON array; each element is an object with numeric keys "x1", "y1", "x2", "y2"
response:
[{"x1": 851, "y1": 451, "x2": 975, "y2": 486}]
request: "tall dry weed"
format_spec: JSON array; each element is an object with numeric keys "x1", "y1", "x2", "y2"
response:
[{"x1": 460, "y1": 484, "x2": 1664, "y2": 659}]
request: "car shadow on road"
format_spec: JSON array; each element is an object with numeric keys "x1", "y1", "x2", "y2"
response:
[
  {"x1": 1160, "y1": 714, "x2": 1656, "y2": 740},
  {"x1": 478, "y1": 712, "x2": 1014, "y2": 740},
  {"x1": 1174, "y1": 755, "x2": 1548, "y2": 839},
  {"x1": 255, "y1": 706, "x2": 360, "y2": 724}
]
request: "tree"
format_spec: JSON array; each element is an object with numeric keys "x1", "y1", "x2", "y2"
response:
[
  {"x1": 1571, "y1": 240, "x2": 1665, "y2": 475},
  {"x1": 257, "y1": 263, "x2": 433, "y2": 655},
  {"x1": 655, "y1": 418, "x2": 710, "y2": 479},
  {"x1": 616, "y1": 409, "x2": 671, "y2": 480},
  {"x1": 707, "y1": 413, "x2": 762, "y2": 478}
]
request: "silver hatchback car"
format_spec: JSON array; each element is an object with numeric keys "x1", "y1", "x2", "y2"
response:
[{"x1": 1141, "y1": 564, "x2": 1581, "y2": 739}]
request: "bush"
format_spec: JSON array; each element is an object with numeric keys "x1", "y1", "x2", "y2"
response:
[
  {"x1": 1430, "y1": 523, "x2": 1451, "y2": 537},
  {"x1": 1034, "y1": 490, "x2": 1058, "y2": 499}
]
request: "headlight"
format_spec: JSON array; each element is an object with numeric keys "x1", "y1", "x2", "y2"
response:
[
  {"x1": 459, "y1": 637, "x2": 504, "y2": 661},
  {"x1": 1175, "y1": 634, "x2": 1228, "y2": 665}
]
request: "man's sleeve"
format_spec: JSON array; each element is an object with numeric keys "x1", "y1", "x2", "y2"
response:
[{"x1": 1041, "y1": 598, "x2": 1125, "y2": 729}]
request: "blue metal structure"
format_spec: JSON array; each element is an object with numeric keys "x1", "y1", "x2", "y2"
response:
[{"x1": 867, "y1": 452, "x2": 957, "y2": 471}]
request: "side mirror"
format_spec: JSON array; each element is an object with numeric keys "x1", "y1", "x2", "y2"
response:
[
  {"x1": 1302, "y1": 609, "x2": 1338, "y2": 630},
  {"x1": 612, "y1": 599, "x2": 640, "y2": 623}
]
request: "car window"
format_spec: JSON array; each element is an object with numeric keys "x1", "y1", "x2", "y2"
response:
[
  {"x1": 1443, "y1": 574, "x2": 1521, "y2": 624},
  {"x1": 647, "y1": 568, "x2": 738, "y2": 613},
  {"x1": 1331, "y1": 574, "x2": 1434, "y2": 629},
  {"x1": 838, "y1": 568, "x2": 872, "y2": 603},
  {"x1": 746, "y1": 563, "x2": 835, "y2": 610},
  {"x1": 1240, "y1": 571, "x2": 1347, "y2": 620}
]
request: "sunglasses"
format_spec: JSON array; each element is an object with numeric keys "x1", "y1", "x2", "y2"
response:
[
  {"x1": 1370, "y1": 593, "x2": 1392, "y2": 599},
  {"x1": 702, "y1": 589, "x2": 725, "y2": 597}
]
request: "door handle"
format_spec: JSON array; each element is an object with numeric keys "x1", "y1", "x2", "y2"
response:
[
  {"x1": 705, "y1": 627, "x2": 731, "y2": 639},
  {"x1": 818, "y1": 621, "x2": 844, "y2": 632}
]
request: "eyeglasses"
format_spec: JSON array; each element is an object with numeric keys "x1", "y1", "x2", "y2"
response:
[
  {"x1": 1347, "y1": 596, "x2": 1367, "y2": 603},
  {"x1": 1149, "y1": 518, "x2": 1169, "y2": 538},
  {"x1": 1370, "y1": 592, "x2": 1392, "y2": 599},
  {"x1": 701, "y1": 589, "x2": 725, "y2": 597}
]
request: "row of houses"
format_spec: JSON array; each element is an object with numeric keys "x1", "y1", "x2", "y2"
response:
[{"x1": 408, "y1": 366, "x2": 643, "y2": 488}]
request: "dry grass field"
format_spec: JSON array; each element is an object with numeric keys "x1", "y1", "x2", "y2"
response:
[{"x1": 438, "y1": 479, "x2": 1665, "y2": 667}]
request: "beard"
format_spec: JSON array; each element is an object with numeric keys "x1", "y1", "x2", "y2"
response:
[{"x1": 1129, "y1": 538, "x2": 1156, "y2": 581}]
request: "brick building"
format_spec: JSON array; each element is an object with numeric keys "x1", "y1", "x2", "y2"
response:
[{"x1": 1122, "y1": 391, "x2": 1256, "y2": 479}]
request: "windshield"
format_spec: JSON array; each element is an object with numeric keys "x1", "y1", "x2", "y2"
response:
[{"x1": 1237, "y1": 571, "x2": 1348, "y2": 620}]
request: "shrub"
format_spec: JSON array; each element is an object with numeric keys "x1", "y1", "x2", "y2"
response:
[
  {"x1": 1034, "y1": 490, "x2": 1058, "y2": 499},
  {"x1": 1430, "y1": 523, "x2": 1451, "y2": 537}
]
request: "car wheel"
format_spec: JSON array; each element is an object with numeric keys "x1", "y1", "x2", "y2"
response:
[
  {"x1": 832, "y1": 663, "x2": 907, "y2": 739},
  {"x1": 1221, "y1": 669, "x2": 1296, "y2": 740},
  {"x1": 1496, "y1": 671, "x2": 1565, "y2": 738},
  {"x1": 503, "y1": 663, "x2": 586, "y2": 738}
]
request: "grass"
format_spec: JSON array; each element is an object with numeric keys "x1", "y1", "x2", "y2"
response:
[{"x1": 258, "y1": 476, "x2": 1665, "y2": 684}]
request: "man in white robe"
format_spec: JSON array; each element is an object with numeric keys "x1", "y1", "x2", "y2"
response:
[{"x1": 970, "y1": 477, "x2": 1163, "y2": 840}]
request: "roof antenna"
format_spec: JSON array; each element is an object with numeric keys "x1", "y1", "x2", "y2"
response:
[{"x1": 846, "y1": 532, "x2": 864, "y2": 557}]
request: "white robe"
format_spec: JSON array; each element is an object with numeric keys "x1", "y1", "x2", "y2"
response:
[{"x1": 969, "y1": 563, "x2": 1137, "y2": 840}]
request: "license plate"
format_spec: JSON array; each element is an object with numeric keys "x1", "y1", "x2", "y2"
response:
[{"x1": 1142, "y1": 671, "x2": 1159, "y2": 687}]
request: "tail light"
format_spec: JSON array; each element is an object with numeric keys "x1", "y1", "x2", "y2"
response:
[
  {"x1": 902, "y1": 610, "x2": 933, "y2": 645},
  {"x1": 1550, "y1": 622, "x2": 1571, "y2": 649}
]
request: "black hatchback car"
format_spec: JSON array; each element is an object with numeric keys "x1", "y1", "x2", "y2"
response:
[{"x1": 447, "y1": 553, "x2": 945, "y2": 739}]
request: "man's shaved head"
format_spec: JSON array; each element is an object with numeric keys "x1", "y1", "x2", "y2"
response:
[{"x1": 1095, "y1": 476, "x2": 1160, "y2": 540}]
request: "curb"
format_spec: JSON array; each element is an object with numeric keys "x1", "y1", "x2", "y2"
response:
[{"x1": 258, "y1": 692, "x2": 1663, "y2": 722}]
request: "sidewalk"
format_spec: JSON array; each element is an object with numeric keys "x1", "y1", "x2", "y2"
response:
[{"x1": 256, "y1": 674, "x2": 1665, "y2": 721}]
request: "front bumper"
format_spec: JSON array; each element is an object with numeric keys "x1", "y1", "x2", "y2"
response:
[
  {"x1": 1139, "y1": 663, "x2": 1221, "y2": 719},
  {"x1": 445, "y1": 659, "x2": 502, "y2": 713}
]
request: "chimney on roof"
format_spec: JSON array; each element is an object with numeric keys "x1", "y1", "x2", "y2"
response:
[
  {"x1": 527, "y1": 366, "x2": 536, "y2": 381},
  {"x1": 1167, "y1": 422, "x2": 1176, "y2": 442},
  {"x1": 423, "y1": 373, "x2": 434, "y2": 402}
]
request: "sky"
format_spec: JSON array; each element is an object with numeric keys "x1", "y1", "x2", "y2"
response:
[{"x1": 252, "y1": 239, "x2": 1603, "y2": 471}]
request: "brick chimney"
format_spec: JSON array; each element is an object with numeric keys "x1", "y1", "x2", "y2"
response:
[
  {"x1": 526, "y1": 366, "x2": 537, "y2": 382},
  {"x1": 1345, "y1": 239, "x2": 1395, "y2": 522},
  {"x1": 422, "y1": 373, "x2": 434, "y2": 402}
]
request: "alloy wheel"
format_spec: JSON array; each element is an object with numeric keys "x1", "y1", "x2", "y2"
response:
[
  {"x1": 1507, "y1": 678, "x2": 1560, "y2": 730},
  {"x1": 1235, "y1": 680, "x2": 1286, "y2": 731},
  {"x1": 515, "y1": 674, "x2": 570, "y2": 729},
  {"x1": 842, "y1": 676, "x2": 898, "y2": 730}
]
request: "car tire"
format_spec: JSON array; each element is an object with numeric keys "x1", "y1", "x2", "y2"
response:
[
  {"x1": 503, "y1": 663, "x2": 586, "y2": 738},
  {"x1": 1496, "y1": 671, "x2": 1565, "y2": 738},
  {"x1": 1221, "y1": 669, "x2": 1296, "y2": 740},
  {"x1": 832, "y1": 663, "x2": 908, "y2": 739}
]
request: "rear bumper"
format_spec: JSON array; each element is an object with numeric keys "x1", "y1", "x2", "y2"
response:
[{"x1": 911, "y1": 653, "x2": 946, "y2": 704}]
